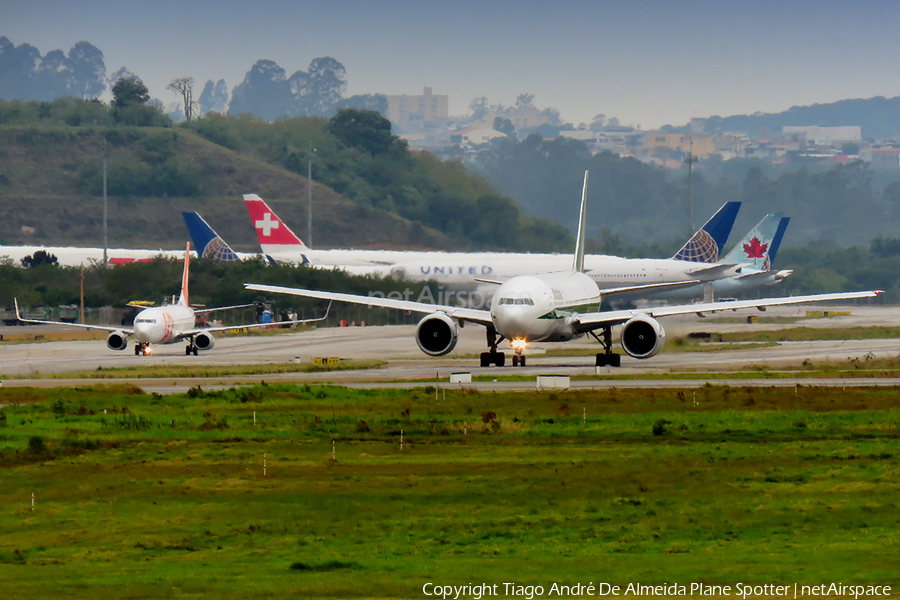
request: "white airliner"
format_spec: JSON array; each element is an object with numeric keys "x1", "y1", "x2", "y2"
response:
[
  {"x1": 15, "y1": 243, "x2": 329, "y2": 355},
  {"x1": 0, "y1": 245, "x2": 184, "y2": 267},
  {"x1": 243, "y1": 193, "x2": 744, "y2": 291},
  {"x1": 246, "y1": 172, "x2": 880, "y2": 368}
]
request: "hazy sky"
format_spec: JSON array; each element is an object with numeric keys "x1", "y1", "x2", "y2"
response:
[{"x1": 5, "y1": 0, "x2": 899, "y2": 128}]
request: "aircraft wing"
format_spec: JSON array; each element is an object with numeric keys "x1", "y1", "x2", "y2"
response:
[
  {"x1": 14, "y1": 299, "x2": 134, "y2": 334},
  {"x1": 188, "y1": 301, "x2": 334, "y2": 335},
  {"x1": 245, "y1": 283, "x2": 493, "y2": 327},
  {"x1": 684, "y1": 263, "x2": 741, "y2": 279},
  {"x1": 572, "y1": 290, "x2": 882, "y2": 333}
]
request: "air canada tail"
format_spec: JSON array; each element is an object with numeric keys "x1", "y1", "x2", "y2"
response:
[
  {"x1": 768, "y1": 216, "x2": 790, "y2": 264},
  {"x1": 243, "y1": 194, "x2": 310, "y2": 255},
  {"x1": 177, "y1": 242, "x2": 190, "y2": 307},
  {"x1": 182, "y1": 212, "x2": 240, "y2": 262},
  {"x1": 672, "y1": 201, "x2": 741, "y2": 262},
  {"x1": 721, "y1": 212, "x2": 786, "y2": 271}
]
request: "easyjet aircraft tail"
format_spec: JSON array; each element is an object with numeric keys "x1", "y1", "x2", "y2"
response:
[
  {"x1": 672, "y1": 201, "x2": 741, "y2": 263},
  {"x1": 243, "y1": 194, "x2": 310, "y2": 255}
]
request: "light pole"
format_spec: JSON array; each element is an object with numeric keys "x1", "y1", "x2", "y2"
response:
[
  {"x1": 307, "y1": 141, "x2": 315, "y2": 249},
  {"x1": 684, "y1": 139, "x2": 698, "y2": 235}
]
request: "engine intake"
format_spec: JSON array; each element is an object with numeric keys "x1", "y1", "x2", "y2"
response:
[
  {"x1": 415, "y1": 313, "x2": 459, "y2": 356},
  {"x1": 107, "y1": 331, "x2": 128, "y2": 351},
  {"x1": 620, "y1": 314, "x2": 666, "y2": 359},
  {"x1": 193, "y1": 331, "x2": 216, "y2": 351}
]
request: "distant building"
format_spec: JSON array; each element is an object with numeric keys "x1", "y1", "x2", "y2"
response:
[
  {"x1": 644, "y1": 132, "x2": 716, "y2": 156},
  {"x1": 504, "y1": 104, "x2": 552, "y2": 130},
  {"x1": 861, "y1": 147, "x2": 900, "y2": 169},
  {"x1": 450, "y1": 127, "x2": 507, "y2": 146},
  {"x1": 385, "y1": 87, "x2": 449, "y2": 131},
  {"x1": 781, "y1": 126, "x2": 862, "y2": 144}
]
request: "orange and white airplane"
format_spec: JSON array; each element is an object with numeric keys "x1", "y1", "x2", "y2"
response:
[{"x1": 15, "y1": 243, "x2": 329, "y2": 356}]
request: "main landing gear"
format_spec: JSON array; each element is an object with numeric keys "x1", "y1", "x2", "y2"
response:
[
  {"x1": 185, "y1": 341, "x2": 198, "y2": 356},
  {"x1": 591, "y1": 325, "x2": 621, "y2": 367},
  {"x1": 480, "y1": 325, "x2": 506, "y2": 367},
  {"x1": 134, "y1": 342, "x2": 150, "y2": 356}
]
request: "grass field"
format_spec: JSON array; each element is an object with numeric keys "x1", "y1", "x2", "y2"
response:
[{"x1": 0, "y1": 383, "x2": 897, "y2": 599}]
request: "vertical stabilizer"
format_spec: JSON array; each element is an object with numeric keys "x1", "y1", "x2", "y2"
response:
[
  {"x1": 183, "y1": 212, "x2": 240, "y2": 262},
  {"x1": 177, "y1": 242, "x2": 190, "y2": 306},
  {"x1": 721, "y1": 212, "x2": 784, "y2": 270},
  {"x1": 672, "y1": 201, "x2": 741, "y2": 262},
  {"x1": 243, "y1": 194, "x2": 310, "y2": 255},
  {"x1": 768, "y1": 217, "x2": 790, "y2": 264},
  {"x1": 573, "y1": 171, "x2": 589, "y2": 273}
]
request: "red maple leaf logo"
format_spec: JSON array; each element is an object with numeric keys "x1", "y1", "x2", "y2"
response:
[{"x1": 743, "y1": 237, "x2": 768, "y2": 259}]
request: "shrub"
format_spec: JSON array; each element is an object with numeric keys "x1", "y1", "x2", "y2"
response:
[{"x1": 652, "y1": 419, "x2": 671, "y2": 436}]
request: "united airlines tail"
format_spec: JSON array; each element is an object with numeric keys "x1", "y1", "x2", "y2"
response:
[
  {"x1": 720, "y1": 212, "x2": 785, "y2": 271},
  {"x1": 243, "y1": 194, "x2": 310, "y2": 256},
  {"x1": 672, "y1": 201, "x2": 741, "y2": 262},
  {"x1": 177, "y1": 242, "x2": 190, "y2": 307},
  {"x1": 182, "y1": 212, "x2": 240, "y2": 262}
]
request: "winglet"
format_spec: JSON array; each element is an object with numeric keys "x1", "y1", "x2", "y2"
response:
[
  {"x1": 177, "y1": 242, "x2": 190, "y2": 307},
  {"x1": 13, "y1": 297, "x2": 21, "y2": 320},
  {"x1": 573, "y1": 170, "x2": 589, "y2": 273}
]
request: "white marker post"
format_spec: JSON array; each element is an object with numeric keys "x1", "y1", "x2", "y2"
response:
[
  {"x1": 253, "y1": 411, "x2": 256, "y2": 425},
  {"x1": 264, "y1": 453, "x2": 267, "y2": 477},
  {"x1": 400, "y1": 430, "x2": 404, "y2": 451},
  {"x1": 583, "y1": 406, "x2": 586, "y2": 423},
  {"x1": 464, "y1": 422, "x2": 467, "y2": 436},
  {"x1": 332, "y1": 439, "x2": 335, "y2": 461},
  {"x1": 31, "y1": 493, "x2": 34, "y2": 512}
]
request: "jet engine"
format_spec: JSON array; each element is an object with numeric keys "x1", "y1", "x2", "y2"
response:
[
  {"x1": 620, "y1": 314, "x2": 666, "y2": 359},
  {"x1": 415, "y1": 313, "x2": 459, "y2": 356},
  {"x1": 390, "y1": 266, "x2": 407, "y2": 281},
  {"x1": 106, "y1": 331, "x2": 129, "y2": 351},
  {"x1": 193, "y1": 331, "x2": 216, "y2": 351}
]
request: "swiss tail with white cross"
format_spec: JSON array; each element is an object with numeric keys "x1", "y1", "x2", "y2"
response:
[{"x1": 244, "y1": 194, "x2": 310, "y2": 257}]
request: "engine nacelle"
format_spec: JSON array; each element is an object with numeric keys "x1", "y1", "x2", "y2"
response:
[
  {"x1": 415, "y1": 313, "x2": 459, "y2": 356},
  {"x1": 193, "y1": 331, "x2": 216, "y2": 351},
  {"x1": 620, "y1": 314, "x2": 666, "y2": 359},
  {"x1": 106, "y1": 331, "x2": 128, "y2": 351},
  {"x1": 390, "y1": 266, "x2": 407, "y2": 281}
]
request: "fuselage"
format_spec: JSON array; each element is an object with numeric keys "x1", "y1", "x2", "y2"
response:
[
  {"x1": 0, "y1": 245, "x2": 184, "y2": 267},
  {"x1": 132, "y1": 305, "x2": 195, "y2": 345},
  {"x1": 489, "y1": 273, "x2": 599, "y2": 343}
]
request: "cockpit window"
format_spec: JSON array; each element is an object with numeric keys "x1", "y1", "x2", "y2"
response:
[
  {"x1": 499, "y1": 297, "x2": 533, "y2": 306},
  {"x1": 136, "y1": 318, "x2": 157, "y2": 324}
]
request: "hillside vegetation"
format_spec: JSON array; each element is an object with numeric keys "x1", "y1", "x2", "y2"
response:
[{"x1": 0, "y1": 99, "x2": 571, "y2": 253}]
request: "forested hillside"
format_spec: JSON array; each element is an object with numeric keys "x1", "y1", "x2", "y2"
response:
[{"x1": 0, "y1": 98, "x2": 570, "y2": 252}]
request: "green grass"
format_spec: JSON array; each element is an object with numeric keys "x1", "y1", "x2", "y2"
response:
[
  {"x1": 3, "y1": 360, "x2": 387, "y2": 380},
  {"x1": 0, "y1": 383, "x2": 897, "y2": 598}
]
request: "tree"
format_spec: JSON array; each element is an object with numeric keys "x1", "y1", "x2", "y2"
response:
[
  {"x1": 329, "y1": 108, "x2": 406, "y2": 156},
  {"x1": 303, "y1": 57, "x2": 346, "y2": 116},
  {"x1": 112, "y1": 76, "x2": 149, "y2": 108},
  {"x1": 198, "y1": 79, "x2": 229, "y2": 115},
  {"x1": 168, "y1": 77, "x2": 196, "y2": 122},
  {"x1": 21, "y1": 250, "x2": 59, "y2": 268},
  {"x1": 469, "y1": 97, "x2": 489, "y2": 121},
  {"x1": 493, "y1": 117, "x2": 515, "y2": 136},
  {"x1": 515, "y1": 93, "x2": 534, "y2": 108},
  {"x1": 229, "y1": 60, "x2": 291, "y2": 121}
]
